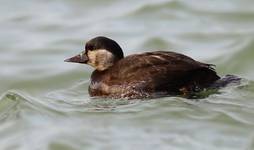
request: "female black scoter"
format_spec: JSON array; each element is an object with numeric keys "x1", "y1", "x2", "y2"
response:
[{"x1": 65, "y1": 36, "x2": 237, "y2": 99}]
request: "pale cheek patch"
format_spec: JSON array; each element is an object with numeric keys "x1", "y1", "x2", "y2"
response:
[
  {"x1": 87, "y1": 49, "x2": 115, "y2": 71},
  {"x1": 87, "y1": 51, "x2": 97, "y2": 67}
]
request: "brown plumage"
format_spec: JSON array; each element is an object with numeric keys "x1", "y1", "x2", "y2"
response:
[
  {"x1": 89, "y1": 51, "x2": 220, "y2": 99},
  {"x1": 65, "y1": 36, "x2": 220, "y2": 99}
]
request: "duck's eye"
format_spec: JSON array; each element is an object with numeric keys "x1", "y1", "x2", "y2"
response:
[{"x1": 85, "y1": 44, "x2": 94, "y2": 51}]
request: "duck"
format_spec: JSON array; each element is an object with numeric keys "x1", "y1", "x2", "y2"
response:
[{"x1": 65, "y1": 36, "x2": 221, "y2": 99}]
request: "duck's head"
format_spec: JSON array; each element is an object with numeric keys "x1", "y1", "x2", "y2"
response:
[{"x1": 65, "y1": 36, "x2": 124, "y2": 71}]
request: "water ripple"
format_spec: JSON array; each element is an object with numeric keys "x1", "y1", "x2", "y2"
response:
[{"x1": 1, "y1": 0, "x2": 254, "y2": 149}]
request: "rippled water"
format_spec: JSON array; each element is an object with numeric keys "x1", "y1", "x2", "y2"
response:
[{"x1": 1, "y1": 0, "x2": 254, "y2": 149}]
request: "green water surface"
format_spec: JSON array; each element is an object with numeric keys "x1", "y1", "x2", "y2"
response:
[{"x1": 1, "y1": 0, "x2": 254, "y2": 150}]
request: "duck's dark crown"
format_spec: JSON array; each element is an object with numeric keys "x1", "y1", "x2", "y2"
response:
[{"x1": 85, "y1": 36, "x2": 124, "y2": 59}]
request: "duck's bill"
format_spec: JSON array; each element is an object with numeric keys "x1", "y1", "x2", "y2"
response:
[{"x1": 64, "y1": 52, "x2": 88, "y2": 64}]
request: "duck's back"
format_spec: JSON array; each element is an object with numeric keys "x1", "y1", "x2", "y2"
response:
[{"x1": 89, "y1": 51, "x2": 220, "y2": 99}]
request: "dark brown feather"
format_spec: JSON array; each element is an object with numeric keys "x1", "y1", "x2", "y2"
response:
[{"x1": 89, "y1": 51, "x2": 220, "y2": 99}]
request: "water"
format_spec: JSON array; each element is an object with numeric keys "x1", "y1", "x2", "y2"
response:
[{"x1": 1, "y1": 0, "x2": 254, "y2": 149}]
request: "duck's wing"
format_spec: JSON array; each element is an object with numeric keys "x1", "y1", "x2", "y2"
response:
[
  {"x1": 108, "y1": 51, "x2": 220, "y2": 92},
  {"x1": 112, "y1": 51, "x2": 215, "y2": 77}
]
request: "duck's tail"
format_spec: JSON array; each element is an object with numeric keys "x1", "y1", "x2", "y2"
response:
[{"x1": 210, "y1": 74, "x2": 241, "y2": 88}]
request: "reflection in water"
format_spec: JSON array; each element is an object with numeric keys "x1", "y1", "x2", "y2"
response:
[{"x1": 0, "y1": 0, "x2": 254, "y2": 149}]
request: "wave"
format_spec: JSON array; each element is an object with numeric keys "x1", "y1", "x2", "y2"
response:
[
  {"x1": 124, "y1": 0, "x2": 254, "y2": 20},
  {"x1": 125, "y1": 0, "x2": 187, "y2": 17},
  {"x1": 0, "y1": 91, "x2": 37, "y2": 121},
  {"x1": 0, "y1": 90, "x2": 70, "y2": 120}
]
